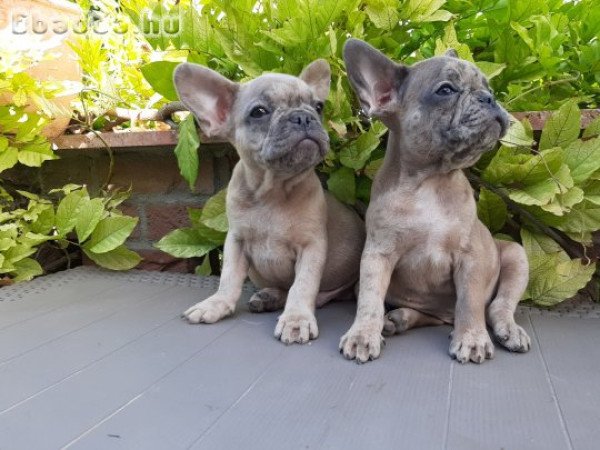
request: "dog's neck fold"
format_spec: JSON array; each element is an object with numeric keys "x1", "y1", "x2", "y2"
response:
[
  {"x1": 237, "y1": 159, "x2": 317, "y2": 203},
  {"x1": 378, "y1": 125, "x2": 462, "y2": 191}
]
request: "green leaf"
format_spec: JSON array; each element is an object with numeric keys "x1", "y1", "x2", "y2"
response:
[
  {"x1": 0, "y1": 238, "x2": 14, "y2": 251},
  {"x1": 327, "y1": 167, "x2": 356, "y2": 204},
  {"x1": 155, "y1": 227, "x2": 220, "y2": 258},
  {"x1": 477, "y1": 188, "x2": 507, "y2": 233},
  {"x1": 422, "y1": 9, "x2": 453, "y2": 22},
  {"x1": 12, "y1": 90, "x2": 27, "y2": 107},
  {"x1": 16, "y1": 190, "x2": 43, "y2": 201},
  {"x1": 365, "y1": 158, "x2": 383, "y2": 180},
  {"x1": 83, "y1": 245, "x2": 141, "y2": 271},
  {"x1": 475, "y1": 61, "x2": 506, "y2": 80},
  {"x1": 365, "y1": 0, "x2": 400, "y2": 30},
  {"x1": 0, "y1": 146, "x2": 18, "y2": 172},
  {"x1": 195, "y1": 256, "x2": 212, "y2": 276},
  {"x1": 540, "y1": 187, "x2": 584, "y2": 216},
  {"x1": 86, "y1": 216, "x2": 138, "y2": 254},
  {"x1": 55, "y1": 190, "x2": 87, "y2": 235},
  {"x1": 174, "y1": 114, "x2": 200, "y2": 190},
  {"x1": 4, "y1": 244, "x2": 36, "y2": 263},
  {"x1": 356, "y1": 175, "x2": 372, "y2": 203},
  {"x1": 485, "y1": 147, "x2": 573, "y2": 208},
  {"x1": 508, "y1": 164, "x2": 573, "y2": 206},
  {"x1": 49, "y1": 184, "x2": 83, "y2": 195},
  {"x1": 510, "y1": 21, "x2": 535, "y2": 50},
  {"x1": 583, "y1": 180, "x2": 600, "y2": 206},
  {"x1": 554, "y1": 200, "x2": 600, "y2": 234},
  {"x1": 563, "y1": 137, "x2": 600, "y2": 184},
  {"x1": 403, "y1": 0, "x2": 448, "y2": 22},
  {"x1": 539, "y1": 100, "x2": 581, "y2": 150},
  {"x1": 105, "y1": 187, "x2": 132, "y2": 210},
  {"x1": 17, "y1": 141, "x2": 56, "y2": 167},
  {"x1": 140, "y1": 61, "x2": 180, "y2": 101},
  {"x1": 11, "y1": 258, "x2": 43, "y2": 282},
  {"x1": 76, "y1": 198, "x2": 105, "y2": 242},
  {"x1": 521, "y1": 229, "x2": 595, "y2": 307},
  {"x1": 501, "y1": 118, "x2": 534, "y2": 147},
  {"x1": 200, "y1": 189, "x2": 228, "y2": 232},
  {"x1": 434, "y1": 22, "x2": 473, "y2": 61},
  {"x1": 188, "y1": 208, "x2": 202, "y2": 226},
  {"x1": 484, "y1": 146, "x2": 562, "y2": 184},
  {"x1": 582, "y1": 117, "x2": 600, "y2": 139},
  {"x1": 339, "y1": 124, "x2": 385, "y2": 170}
]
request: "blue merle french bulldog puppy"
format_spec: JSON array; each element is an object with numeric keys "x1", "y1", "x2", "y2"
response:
[
  {"x1": 174, "y1": 60, "x2": 365, "y2": 344},
  {"x1": 340, "y1": 39, "x2": 531, "y2": 364}
]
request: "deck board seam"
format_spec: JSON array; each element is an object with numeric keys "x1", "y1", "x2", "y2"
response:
[
  {"x1": 0, "y1": 314, "x2": 182, "y2": 416},
  {"x1": 0, "y1": 289, "x2": 199, "y2": 415},
  {"x1": 59, "y1": 320, "x2": 241, "y2": 449},
  {"x1": 0, "y1": 284, "x2": 174, "y2": 366},
  {"x1": 529, "y1": 314, "x2": 574, "y2": 450},
  {"x1": 0, "y1": 281, "x2": 133, "y2": 332},
  {"x1": 59, "y1": 393, "x2": 144, "y2": 450},
  {"x1": 186, "y1": 345, "x2": 287, "y2": 449},
  {"x1": 442, "y1": 358, "x2": 455, "y2": 450}
]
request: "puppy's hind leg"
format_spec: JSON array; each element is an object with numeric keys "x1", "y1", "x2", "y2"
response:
[
  {"x1": 383, "y1": 307, "x2": 444, "y2": 336},
  {"x1": 248, "y1": 288, "x2": 287, "y2": 313},
  {"x1": 487, "y1": 240, "x2": 531, "y2": 353}
]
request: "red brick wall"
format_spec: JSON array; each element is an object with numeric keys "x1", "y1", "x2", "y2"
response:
[{"x1": 6, "y1": 142, "x2": 235, "y2": 272}]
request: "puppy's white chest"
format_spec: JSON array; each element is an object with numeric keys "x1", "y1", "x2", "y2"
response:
[
  {"x1": 235, "y1": 214, "x2": 298, "y2": 288},
  {"x1": 379, "y1": 186, "x2": 457, "y2": 293}
]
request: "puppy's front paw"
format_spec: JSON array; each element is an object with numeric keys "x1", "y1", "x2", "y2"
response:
[
  {"x1": 339, "y1": 322, "x2": 384, "y2": 363},
  {"x1": 182, "y1": 297, "x2": 233, "y2": 324},
  {"x1": 493, "y1": 319, "x2": 531, "y2": 353},
  {"x1": 274, "y1": 310, "x2": 318, "y2": 344},
  {"x1": 449, "y1": 329, "x2": 494, "y2": 364}
]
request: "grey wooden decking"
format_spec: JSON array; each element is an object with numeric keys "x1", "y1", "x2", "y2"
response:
[{"x1": 0, "y1": 267, "x2": 599, "y2": 450}]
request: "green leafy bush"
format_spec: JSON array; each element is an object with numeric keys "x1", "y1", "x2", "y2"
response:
[
  {"x1": 476, "y1": 103, "x2": 600, "y2": 306},
  {"x1": 143, "y1": 0, "x2": 600, "y2": 306},
  {"x1": 31, "y1": 0, "x2": 584, "y2": 305},
  {"x1": 0, "y1": 46, "x2": 141, "y2": 283},
  {"x1": 0, "y1": 185, "x2": 141, "y2": 281}
]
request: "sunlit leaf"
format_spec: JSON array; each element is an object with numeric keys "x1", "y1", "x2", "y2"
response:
[{"x1": 174, "y1": 114, "x2": 200, "y2": 190}]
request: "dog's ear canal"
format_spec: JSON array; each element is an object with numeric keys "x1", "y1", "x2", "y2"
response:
[
  {"x1": 343, "y1": 38, "x2": 408, "y2": 118},
  {"x1": 299, "y1": 59, "x2": 331, "y2": 103},
  {"x1": 173, "y1": 63, "x2": 239, "y2": 139}
]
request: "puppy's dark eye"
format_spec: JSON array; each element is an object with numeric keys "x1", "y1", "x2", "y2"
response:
[
  {"x1": 436, "y1": 84, "x2": 457, "y2": 96},
  {"x1": 250, "y1": 106, "x2": 270, "y2": 118},
  {"x1": 315, "y1": 101, "x2": 324, "y2": 114}
]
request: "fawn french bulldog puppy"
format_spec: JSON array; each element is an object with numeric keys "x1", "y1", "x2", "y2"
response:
[
  {"x1": 340, "y1": 39, "x2": 531, "y2": 363},
  {"x1": 174, "y1": 61, "x2": 365, "y2": 344}
]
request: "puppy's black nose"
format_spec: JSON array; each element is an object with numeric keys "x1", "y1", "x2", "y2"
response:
[
  {"x1": 476, "y1": 90, "x2": 496, "y2": 106},
  {"x1": 289, "y1": 111, "x2": 315, "y2": 128}
]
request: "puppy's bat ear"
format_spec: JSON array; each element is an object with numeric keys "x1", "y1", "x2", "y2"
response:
[
  {"x1": 444, "y1": 48, "x2": 459, "y2": 58},
  {"x1": 173, "y1": 63, "x2": 239, "y2": 138},
  {"x1": 343, "y1": 38, "x2": 408, "y2": 118},
  {"x1": 300, "y1": 59, "x2": 331, "y2": 103}
]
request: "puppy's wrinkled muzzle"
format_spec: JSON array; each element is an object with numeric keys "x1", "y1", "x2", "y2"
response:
[{"x1": 261, "y1": 130, "x2": 329, "y2": 174}]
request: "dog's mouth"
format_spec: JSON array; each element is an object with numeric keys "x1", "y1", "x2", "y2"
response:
[
  {"x1": 260, "y1": 132, "x2": 329, "y2": 173},
  {"x1": 295, "y1": 135, "x2": 329, "y2": 157},
  {"x1": 263, "y1": 132, "x2": 329, "y2": 162}
]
